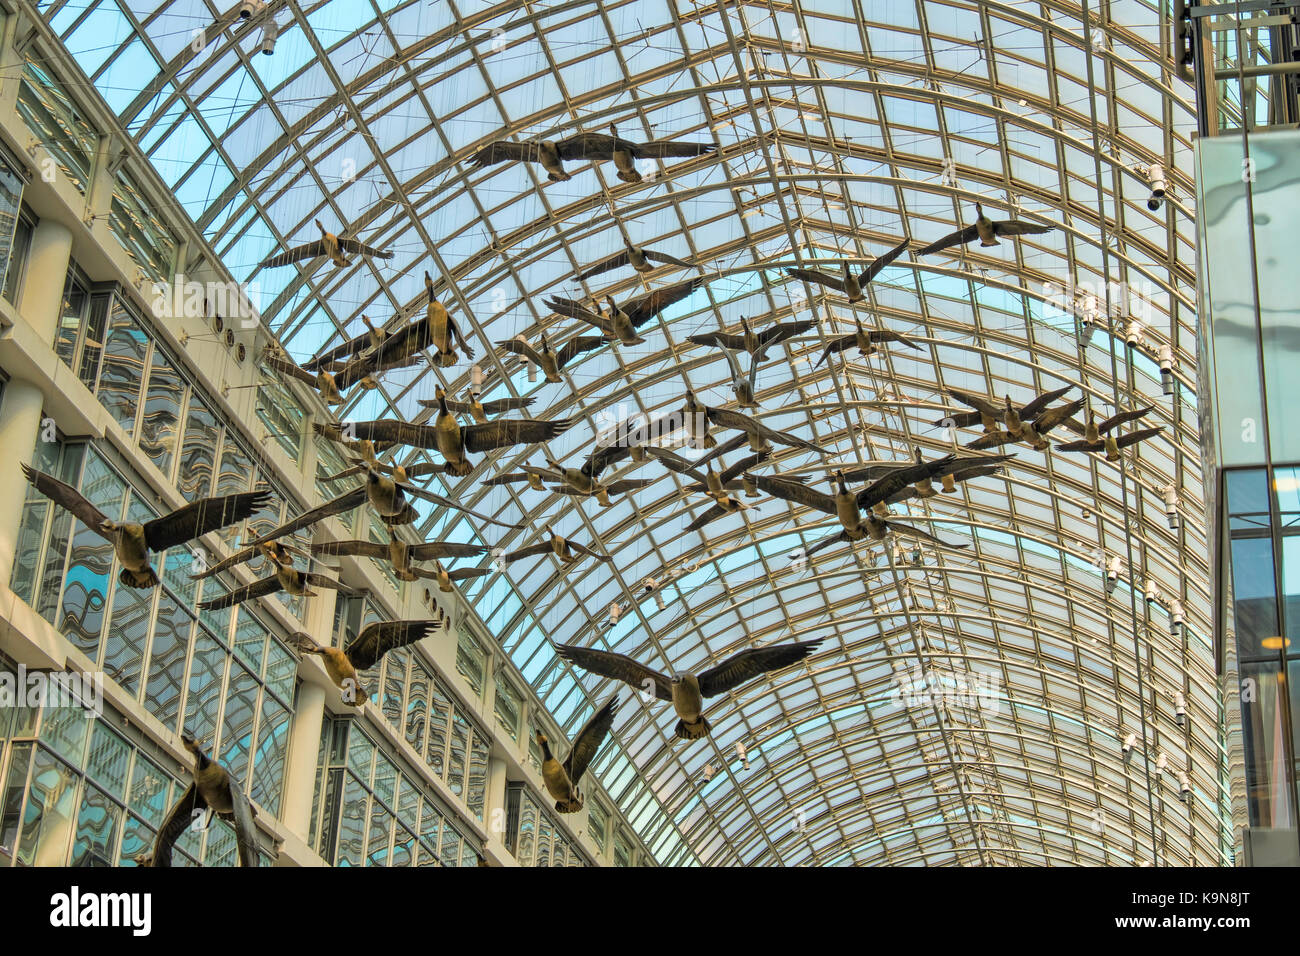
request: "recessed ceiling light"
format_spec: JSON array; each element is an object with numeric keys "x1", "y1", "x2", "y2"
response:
[{"x1": 1262, "y1": 636, "x2": 1290, "y2": 649}]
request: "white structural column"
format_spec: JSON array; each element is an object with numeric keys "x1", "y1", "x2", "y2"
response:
[
  {"x1": 486, "y1": 755, "x2": 509, "y2": 843},
  {"x1": 281, "y1": 679, "x2": 326, "y2": 842},
  {"x1": 0, "y1": 219, "x2": 72, "y2": 585}
]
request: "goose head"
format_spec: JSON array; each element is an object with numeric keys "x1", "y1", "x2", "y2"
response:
[
  {"x1": 361, "y1": 314, "x2": 376, "y2": 332},
  {"x1": 315, "y1": 218, "x2": 328, "y2": 235},
  {"x1": 98, "y1": 518, "x2": 118, "y2": 536},
  {"x1": 973, "y1": 203, "x2": 984, "y2": 220},
  {"x1": 434, "y1": 385, "x2": 450, "y2": 413},
  {"x1": 424, "y1": 271, "x2": 435, "y2": 293},
  {"x1": 538, "y1": 330, "x2": 552, "y2": 353}
]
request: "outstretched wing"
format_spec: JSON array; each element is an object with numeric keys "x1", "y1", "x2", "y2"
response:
[
  {"x1": 21, "y1": 464, "x2": 112, "y2": 541},
  {"x1": 886, "y1": 520, "x2": 969, "y2": 549},
  {"x1": 868, "y1": 330, "x2": 921, "y2": 350},
  {"x1": 314, "y1": 420, "x2": 442, "y2": 449},
  {"x1": 479, "y1": 396, "x2": 536, "y2": 416},
  {"x1": 556, "y1": 334, "x2": 607, "y2": 368},
  {"x1": 224, "y1": 775, "x2": 260, "y2": 867},
  {"x1": 858, "y1": 236, "x2": 912, "y2": 285},
  {"x1": 545, "y1": 296, "x2": 614, "y2": 335},
  {"x1": 260, "y1": 240, "x2": 327, "y2": 269},
  {"x1": 644, "y1": 248, "x2": 694, "y2": 269},
  {"x1": 263, "y1": 354, "x2": 315, "y2": 386},
  {"x1": 623, "y1": 276, "x2": 706, "y2": 327},
  {"x1": 553, "y1": 643, "x2": 672, "y2": 700},
  {"x1": 915, "y1": 225, "x2": 979, "y2": 256},
  {"x1": 197, "y1": 575, "x2": 283, "y2": 611},
  {"x1": 496, "y1": 337, "x2": 543, "y2": 365},
  {"x1": 750, "y1": 473, "x2": 837, "y2": 515},
  {"x1": 555, "y1": 132, "x2": 623, "y2": 159},
  {"x1": 245, "y1": 487, "x2": 367, "y2": 546},
  {"x1": 785, "y1": 267, "x2": 845, "y2": 293},
  {"x1": 706, "y1": 407, "x2": 828, "y2": 454},
  {"x1": 631, "y1": 139, "x2": 717, "y2": 159},
  {"x1": 408, "y1": 541, "x2": 491, "y2": 560},
  {"x1": 758, "y1": 320, "x2": 814, "y2": 349},
  {"x1": 1099, "y1": 406, "x2": 1155, "y2": 435},
  {"x1": 462, "y1": 418, "x2": 575, "y2": 454},
  {"x1": 698, "y1": 639, "x2": 822, "y2": 697},
  {"x1": 147, "y1": 782, "x2": 204, "y2": 867},
  {"x1": 398, "y1": 482, "x2": 525, "y2": 531},
  {"x1": 469, "y1": 140, "x2": 541, "y2": 169},
  {"x1": 302, "y1": 572, "x2": 359, "y2": 594},
  {"x1": 336, "y1": 237, "x2": 394, "y2": 259},
  {"x1": 311, "y1": 540, "x2": 388, "y2": 559},
  {"x1": 348, "y1": 619, "x2": 440, "y2": 671},
  {"x1": 563, "y1": 695, "x2": 620, "y2": 785},
  {"x1": 687, "y1": 331, "x2": 747, "y2": 351},
  {"x1": 144, "y1": 490, "x2": 273, "y2": 552},
  {"x1": 684, "y1": 502, "x2": 730, "y2": 532},
  {"x1": 1020, "y1": 385, "x2": 1074, "y2": 419},
  {"x1": 1113, "y1": 426, "x2": 1163, "y2": 448},
  {"x1": 576, "y1": 250, "x2": 631, "y2": 281},
  {"x1": 814, "y1": 334, "x2": 855, "y2": 368},
  {"x1": 993, "y1": 219, "x2": 1054, "y2": 238}
]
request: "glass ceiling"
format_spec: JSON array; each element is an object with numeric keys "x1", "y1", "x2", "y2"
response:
[{"x1": 44, "y1": 0, "x2": 1226, "y2": 865}]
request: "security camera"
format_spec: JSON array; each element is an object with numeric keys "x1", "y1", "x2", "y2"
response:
[
  {"x1": 259, "y1": 19, "x2": 278, "y2": 55},
  {"x1": 1158, "y1": 345, "x2": 1175, "y2": 395},
  {"x1": 1146, "y1": 162, "x2": 1167, "y2": 211},
  {"x1": 1144, "y1": 578, "x2": 1159, "y2": 605},
  {"x1": 1175, "y1": 691, "x2": 1187, "y2": 727},
  {"x1": 1125, "y1": 320, "x2": 1143, "y2": 350},
  {"x1": 1105, "y1": 556, "x2": 1122, "y2": 594},
  {"x1": 1163, "y1": 485, "x2": 1180, "y2": 530},
  {"x1": 1155, "y1": 752, "x2": 1169, "y2": 772},
  {"x1": 1170, "y1": 599, "x2": 1185, "y2": 638},
  {"x1": 1122, "y1": 731, "x2": 1137, "y2": 757},
  {"x1": 1178, "y1": 770, "x2": 1191, "y2": 801},
  {"x1": 237, "y1": 0, "x2": 266, "y2": 18}
]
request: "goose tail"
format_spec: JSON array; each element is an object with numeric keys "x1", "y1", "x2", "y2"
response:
[
  {"x1": 120, "y1": 566, "x2": 160, "y2": 589},
  {"x1": 675, "y1": 716, "x2": 711, "y2": 741}
]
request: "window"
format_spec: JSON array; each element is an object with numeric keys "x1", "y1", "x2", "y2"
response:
[
  {"x1": 0, "y1": 147, "x2": 28, "y2": 298},
  {"x1": 109, "y1": 169, "x2": 175, "y2": 285},
  {"x1": 3, "y1": 206, "x2": 34, "y2": 305},
  {"x1": 614, "y1": 829, "x2": 633, "y2": 867},
  {"x1": 588, "y1": 800, "x2": 609, "y2": 853},
  {"x1": 493, "y1": 671, "x2": 522, "y2": 740},
  {"x1": 455, "y1": 626, "x2": 487, "y2": 696},
  {"x1": 16, "y1": 52, "x2": 98, "y2": 193},
  {"x1": 255, "y1": 361, "x2": 305, "y2": 462}
]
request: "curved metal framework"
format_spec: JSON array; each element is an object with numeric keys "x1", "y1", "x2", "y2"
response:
[{"x1": 43, "y1": 0, "x2": 1228, "y2": 865}]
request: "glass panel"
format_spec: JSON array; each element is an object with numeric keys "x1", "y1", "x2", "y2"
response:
[
  {"x1": 17, "y1": 746, "x2": 79, "y2": 865},
  {"x1": 184, "y1": 630, "x2": 227, "y2": 744},
  {"x1": 142, "y1": 591, "x2": 192, "y2": 730},
  {"x1": 96, "y1": 300, "x2": 148, "y2": 436},
  {"x1": 0, "y1": 150, "x2": 25, "y2": 286},
  {"x1": 3, "y1": 212, "x2": 32, "y2": 305},
  {"x1": 177, "y1": 395, "x2": 218, "y2": 501},
  {"x1": 1227, "y1": 469, "x2": 1278, "y2": 660},
  {"x1": 1240, "y1": 660, "x2": 1296, "y2": 828},
  {"x1": 61, "y1": 449, "x2": 125, "y2": 660},
  {"x1": 110, "y1": 169, "x2": 175, "y2": 284},
  {"x1": 69, "y1": 782, "x2": 119, "y2": 866},
  {"x1": 16, "y1": 53, "x2": 97, "y2": 193},
  {"x1": 140, "y1": 346, "x2": 184, "y2": 477}
]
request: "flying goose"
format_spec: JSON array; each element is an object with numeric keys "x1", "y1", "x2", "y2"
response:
[
  {"x1": 502, "y1": 529, "x2": 613, "y2": 565},
  {"x1": 190, "y1": 538, "x2": 309, "y2": 581},
  {"x1": 314, "y1": 394, "x2": 576, "y2": 477},
  {"x1": 722, "y1": 346, "x2": 760, "y2": 409},
  {"x1": 495, "y1": 331, "x2": 606, "y2": 382},
  {"x1": 915, "y1": 204, "x2": 1055, "y2": 256},
  {"x1": 871, "y1": 462, "x2": 1007, "y2": 505},
  {"x1": 577, "y1": 239, "x2": 694, "y2": 281},
  {"x1": 196, "y1": 551, "x2": 358, "y2": 611},
  {"x1": 676, "y1": 390, "x2": 829, "y2": 454},
  {"x1": 746, "y1": 467, "x2": 973, "y2": 547},
  {"x1": 785, "y1": 237, "x2": 911, "y2": 303},
  {"x1": 311, "y1": 534, "x2": 490, "y2": 582},
  {"x1": 1061, "y1": 405, "x2": 1155, "y2": 445},
  {"x1": 687, "y1": 315, "x2": 814, "y2": 362},
  {"x1": 814, "y1": 317, "x2": 921, "y2": 367},
  {"x1": 965, "y1": 397, "x2": 1086, "y2": 451},
  {"x1": 470, "y1": 126, "x2": 715, "y2": 183},
  {"x1": 139, "y1": 735, "x2": 258, "y2": 867},
  {"x1": 21, "y1": 464, "x2": 271, "y2": 589},
  {"x1": 303, "y1": 314, "x2": 395, "y2": 371},
  {"x1": 421, "y1": 272, "x2": 475, "y2": 367},
  {"x1": 554, "y1": 639, "x2": 821, "y2": 740},
  {"x1": 1056, "y1": 420, "x2": 1162, "y2": 461},
  {"x1": 416, "y1": 391, "x2": 536, "y2": 424},
  {"x1": 936, "y1": 385, "x2": 1074, "y2": 433},
  {"x1": 545, "y1": 275, "x2": 706, "y2": 346},
  {"x1": 414, "y1": 559, "x2": 493, "y2": 592},
  {"x1": 801, "y1": 514, "x2": 968, "y2": 559},
  {"x1": 246, "y1": 462, "x2": 522, "y2": 546},
  {"x1": 293, "y1": 619, "x2": 443, "y2": 704},
  {"x1": 260, "y1": 219, "x2": 393, "y2": 269},
  {"x1": 263, "y1": 350, "x2": 344, "y2": 405},
  {"x1": 517, "y1": 456, "x2": 653, "y2": 506},
  {"x1": 653, "y1": 450, "x2": 771, "y2": 530},
  {"x1": 305, "y1": 314, "x2": 430, "y2": 374},
  {"x1": 536, "y1": 695, "x2": 620, "y2": 812}
]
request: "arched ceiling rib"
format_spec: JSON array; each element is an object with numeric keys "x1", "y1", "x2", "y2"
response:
[{"x1": 43, "y1": 0, "x2": 1227, "y2": 865}]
